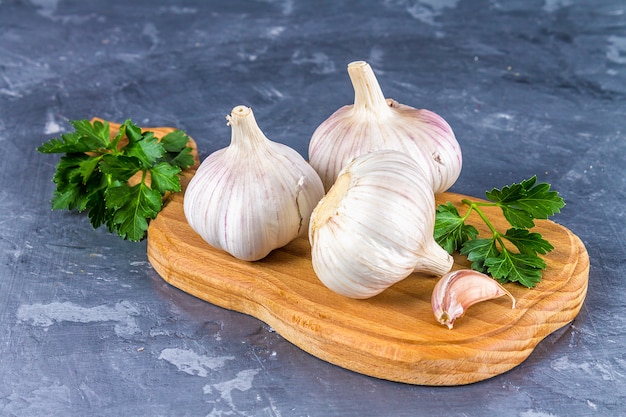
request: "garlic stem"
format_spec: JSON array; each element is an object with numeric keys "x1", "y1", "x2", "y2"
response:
[
  {"x1": 226, "y1": 105, "x2": 267, "y2": 151},
  {"x1": 414, "y1": 240, "x2": 454, "y2": 276},
  {"x1": 348, "y1": 61, "x2": 392, "y2": 116}
]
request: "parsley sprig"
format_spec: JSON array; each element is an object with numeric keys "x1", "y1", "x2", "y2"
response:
[
  {"x1": 38, "y1": 119, "x2": 194, "y2": 241},
  {"x1": 434, "y1": 176, "x2": 565, "y2": 288}
]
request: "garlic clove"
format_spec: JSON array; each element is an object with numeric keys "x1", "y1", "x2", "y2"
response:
[
  {"x1": 184, "y1": 105, "x2": 325, "y2": 261},
  {"x1": 432, "y1": 269, "x2": 516, "y2": 329},
  {"x1": 309, "y1": 150, "x2": 453, "y2": 299},
  {"x1": 308, "y1": 60, "x2": 462, "y2": 193}
]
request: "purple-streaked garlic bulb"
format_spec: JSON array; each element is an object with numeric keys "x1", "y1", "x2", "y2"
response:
[
  {"x1": 184, "y1": 105, "x2": 325, "y2": 261},
  {"x1": 308, "y1": 60, "x2": 462, "y2": 193}
]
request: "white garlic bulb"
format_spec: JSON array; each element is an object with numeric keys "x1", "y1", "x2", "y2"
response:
[
  {"x1": 309, "y1": 150, "x2": 454, "y2": 299},
  {"x1": 184, "y1": 105, "x2": 325, "y2": 261},
  {"x1": 308, "y1": 60, "x2": 462, "y2": 193}
]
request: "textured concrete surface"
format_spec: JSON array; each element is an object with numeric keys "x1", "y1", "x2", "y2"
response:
[{"x1": 1, "y1": 0, "x2": 625, "y2": 416}]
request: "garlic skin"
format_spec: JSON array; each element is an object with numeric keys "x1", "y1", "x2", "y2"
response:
[
  {"x1": 184, "y1": 105, "x2": 325, "y2": 261},
  {"x1": 309, "y1": 150, "x2": 454, "y2": 299},
  {"x1": 308, "y1": 60, "x2": 462, "y2": 193},
  {"x1": 432, "y1": 269, "x2": 516, "y2": 329}
]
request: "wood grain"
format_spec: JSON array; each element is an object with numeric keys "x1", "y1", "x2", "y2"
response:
[{"x1": 146, "y1": 160, "x2": 589, "y2": 386}]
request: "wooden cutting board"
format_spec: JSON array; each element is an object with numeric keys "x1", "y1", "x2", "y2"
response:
[{"x1": 146, "y1": 165, "x2": 589, "y2": 386}]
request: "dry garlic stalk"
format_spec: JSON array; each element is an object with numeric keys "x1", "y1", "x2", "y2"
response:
[
  {"x1": 184, "y1": 105, "x2": 325, "y2": 261},
  {"x1": 432, "y1": 269, "x2": 516, "y2": 329},
  {"x1": 308, "y1": 60, "x2": 462, "y2": 193},
  {"x1": 309, "y1": 150, "x2": 453, "y2": 299}
]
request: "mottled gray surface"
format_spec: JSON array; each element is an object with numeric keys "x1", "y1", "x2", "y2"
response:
[{"x1": 1, "y1": 0, "x2": 625, "y2": 416}]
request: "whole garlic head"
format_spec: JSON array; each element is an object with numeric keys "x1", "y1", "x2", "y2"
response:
[
  {"x1": 308, "y1": 60, "x2": 462, "y2": 193},
  {"x1": 309, "y1": 150, "x2": 454, "y2": 299},
  {"x1": 184, "y1": 105, "x2": 325, "y2": 261}
]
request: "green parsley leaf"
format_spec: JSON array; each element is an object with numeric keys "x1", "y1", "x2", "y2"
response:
[
  {"x1": 434, "y1": 177, "x2": 565, "y2": 288},
  {"x1": 71, "y1": 119, "x2": 111, "y2": 149},
  {"x1": 50, "y1": 154, "x2": 91, "y2": 210},
  {"x1": 106, "y1": 181, "x2": 162, "y2": 241},
  {"x1": 459, "y1": 237, "x2": 499, "y2": 272},
  {"x1": 167, "y1": 146, "x2": 195, "y2": 170},
  {"x1": 77, "y1": 155, "x2": 102, "y2": 184},
  {"x1": 123, "y1": 119, "x2": 144, "y2": 144},
  {"x1": 485, "y1": 175, "x2": 565, "y2": 229},
  {"x1": 124, "y1": 131, "x2": 165, "y2": 167},
  {"x1": 99, "y1": 154, "x2": 142, "y2": 182},
  {"x1": 85, "y1": 182, "x2": 109, "y2": 229},
  {"x1": 485, "y1": 252, "x2": 544, "y2": 288},
  {"x1": 160, "y1": 130, "x2": 191, "y2": 152},
  {"x1": 159, "y1": 130, "x2": 195, "y2": 169},
  {"x1": 434, "y1": 202, "x2": 478, "y2": 253},
  {"x1": 38, "y1": 132, "x2": 94, "y2": 154},
  {"x1": 502, "y1": 228, "x2": 554, "y2": 255},
  {"x1": 149, "y1": 162, "x2": 182, "y2": 194},
  {"x1": 38, "y1": 118, "x2": 193, "y2": 241}
]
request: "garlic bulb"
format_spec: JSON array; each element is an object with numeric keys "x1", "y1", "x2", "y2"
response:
[
  {"x1": 184, "y1": 105, "x2": 325, "y2": 261},
  {"x1": 309, "y1": 150, "x2": 454, "y2": 299},
  {"x1": 308, "y1": 60, "x2": 462, "y2": 193},
  {"x1": 432, "y1": 269, "x2": 516, "y2": 329}
]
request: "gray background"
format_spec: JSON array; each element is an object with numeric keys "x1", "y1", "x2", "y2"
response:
[{"x1": 1, "y1": 0, "x2": 625, "y2": 416}]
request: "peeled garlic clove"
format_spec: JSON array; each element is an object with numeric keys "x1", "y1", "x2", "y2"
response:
[
  {"x1": 432, "y1": 269, "x2": 516, "y2": 329},
  {"x1": 309, "y1": 150, "x2": 453, "y2": 299},
  {"x1": 184, "y1": 105, "x2": 325, "y2": 261},
  {"x1": 308, "y1": 60, "x2": 462, "y2": 193}
]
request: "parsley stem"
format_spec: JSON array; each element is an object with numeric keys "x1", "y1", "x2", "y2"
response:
[
  {"x1": 494, "y1": 234, "x2": 510, "y2": 256},
  {"x1": 436, "y1": 177, "x2": 564, "y2": 287},
  {"x1": 461, "y1": 200, "x2": 510, "y2": 258},
  {"x1": 459, "y1": 199, "x2": 475, "y2": 220},
  {"x1": 461, "y1": 199, "x2": 498, "y2": 236}
]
